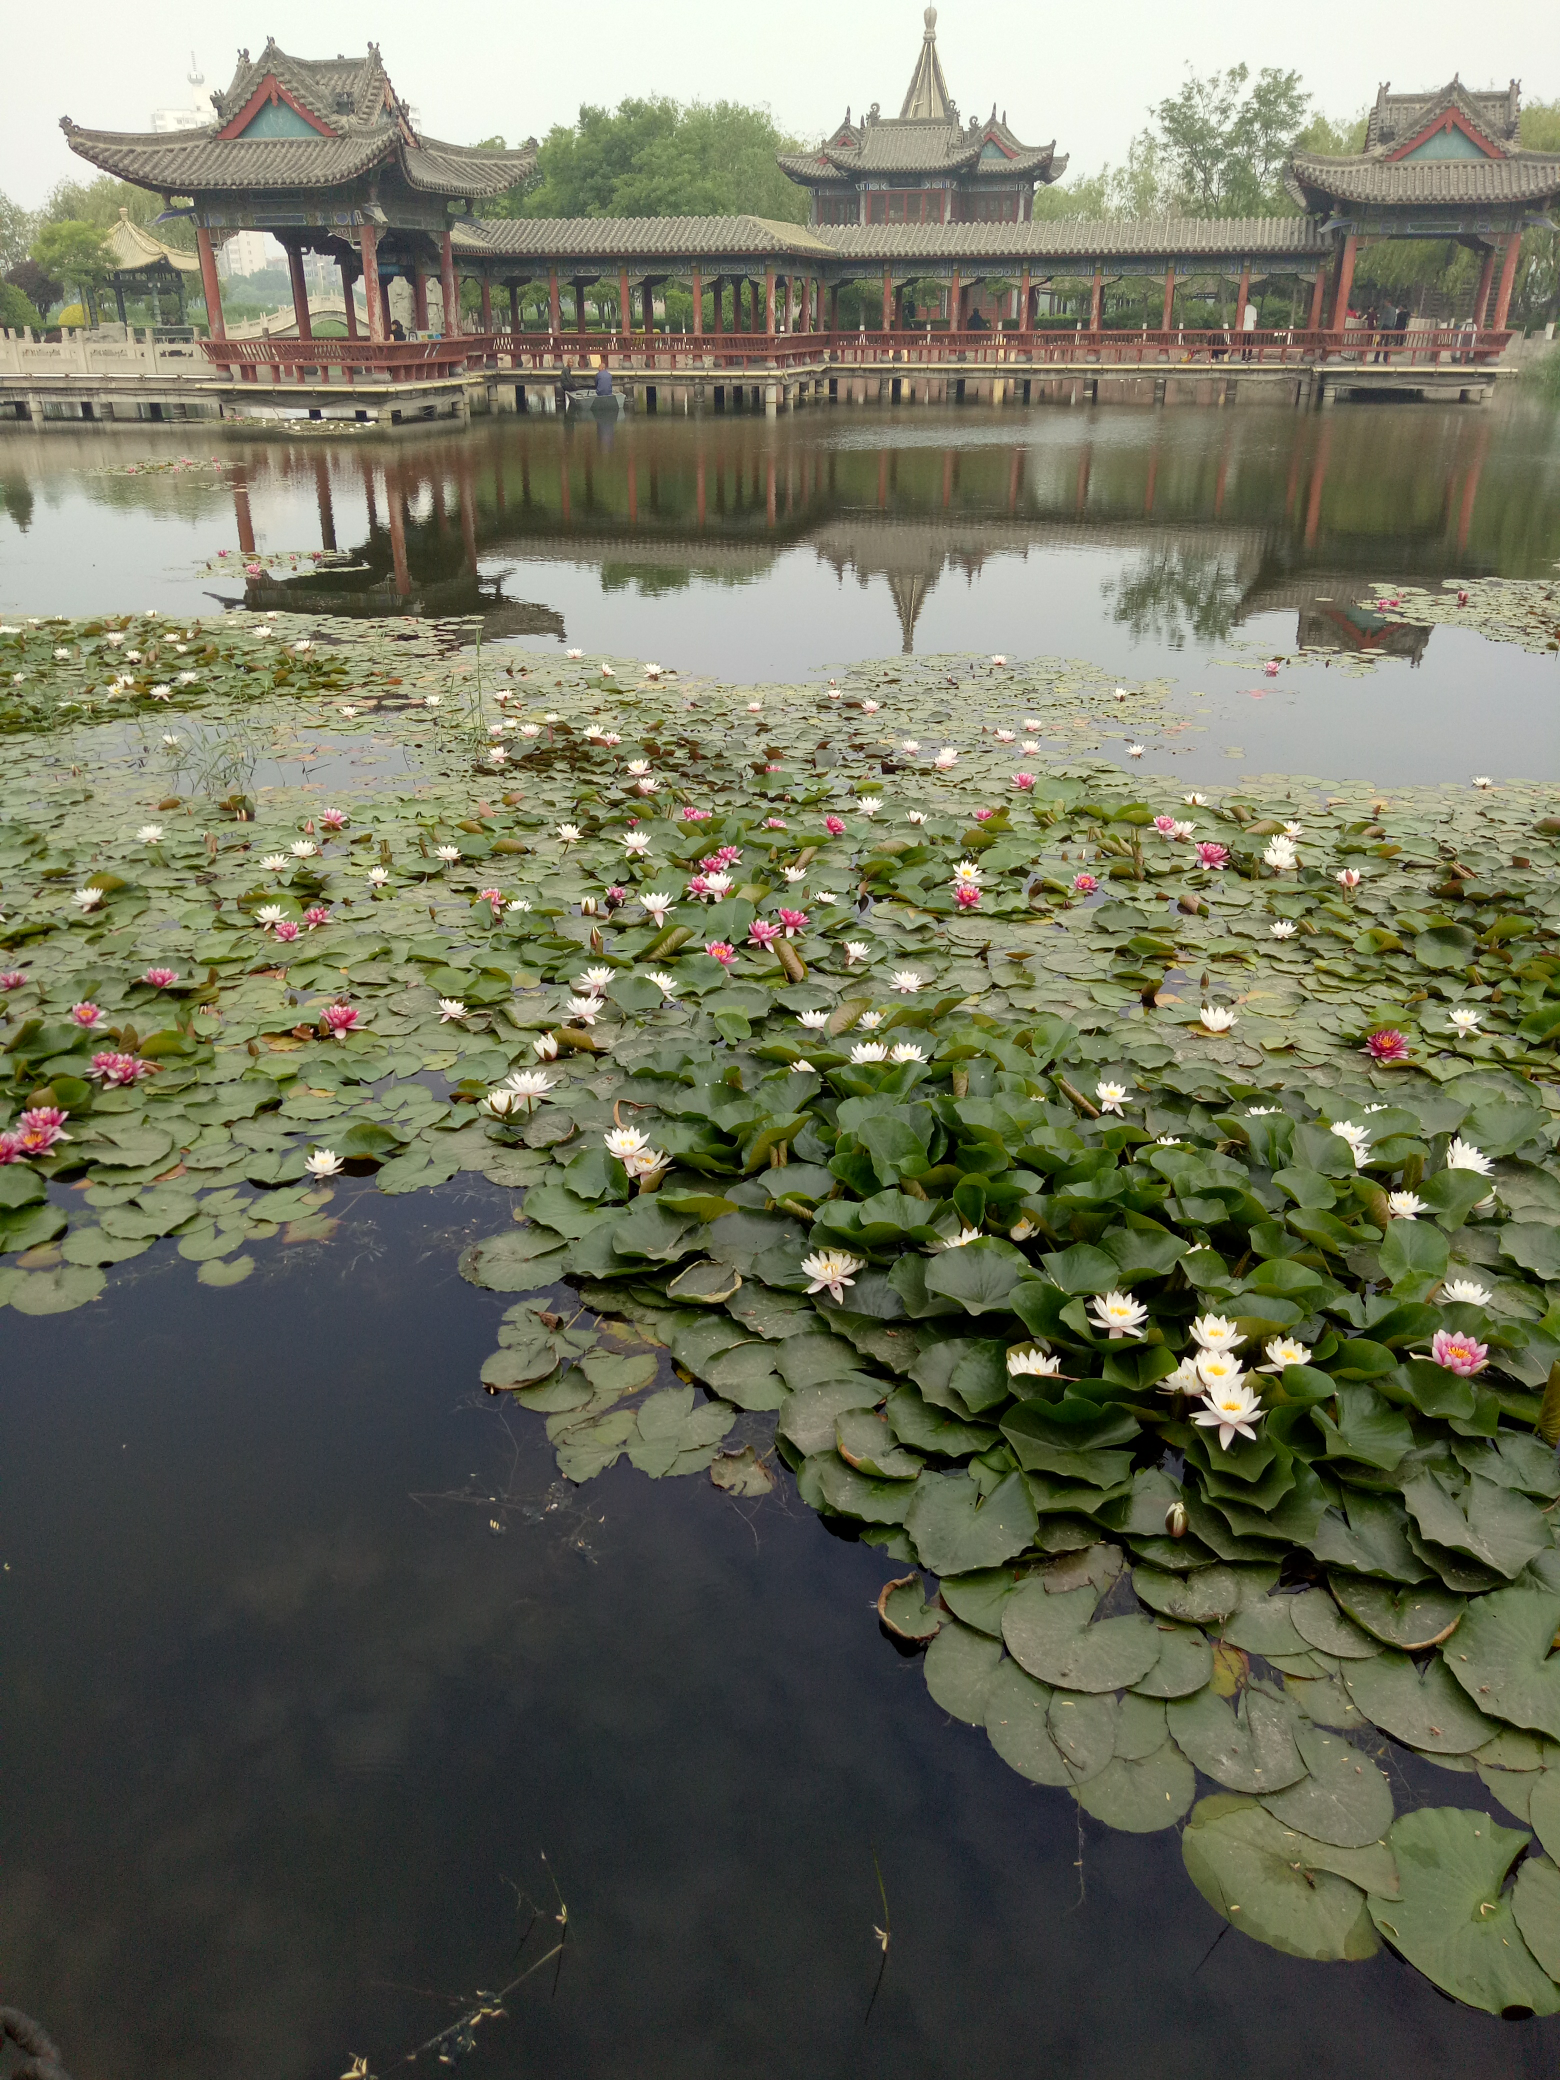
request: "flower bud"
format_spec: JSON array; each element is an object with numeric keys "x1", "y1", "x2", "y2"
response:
[{"x1": 1165, "y1": 1501, "x2": 1188, "y2": 1540}]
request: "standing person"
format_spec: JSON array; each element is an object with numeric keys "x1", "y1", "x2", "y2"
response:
[{"x1": 1241, "y1": 296, "x2": 1257, "y2": 360}]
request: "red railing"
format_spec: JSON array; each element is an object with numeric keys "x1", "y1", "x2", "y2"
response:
[{"x1": 201, "y1": 323, "x2": 1511, "y2": 383}]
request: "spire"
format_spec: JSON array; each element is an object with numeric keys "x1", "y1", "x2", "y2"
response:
[{"x1": 900, "y1": 7, "x2": 952, "y2": 122}]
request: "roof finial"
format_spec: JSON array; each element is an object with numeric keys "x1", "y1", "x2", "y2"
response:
[{"x1": 924, "y1": 5, "x2": 937, "y2": 29}]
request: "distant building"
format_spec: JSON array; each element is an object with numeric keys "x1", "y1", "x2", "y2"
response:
[
  {"x1": 777, "y1": 8, "x2": 1065, "y2": 227},
  {"x1": 151, "y1": 54, "x2": 209, "y2": 136},
  {"x1": 216, "y1": 228, "x2": 285, "y2": 279}
]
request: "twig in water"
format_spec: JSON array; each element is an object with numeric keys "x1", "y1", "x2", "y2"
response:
[{"x1": 864, "y1": 1846, "x2": 891, "y2": 2027}]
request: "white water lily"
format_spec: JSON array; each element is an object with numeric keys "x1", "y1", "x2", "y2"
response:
[
  {"x1": 1263, "y1": 837, "x2": 1299, "y2": 871},
  {"x1": 1247, "y1": 1105, "x2": 1282, "y2": 1117},
  {"x1": 1185, "y1": 792, "x2": 1207, "y2": 807},
  {"x1": 1442, "y1": 1279, "x2": 1493, "y2": 1306},
  {"x1": 850, "y1": 1041, "x2": 889, "y2": 1063},
  {"x1": 1270, "y1": 920, "x2": 1297, "y2": 939},
  {"x1": 339, "y1": 704, "x2": 358, "y2": 718},
  {"x1": 1170, "y1": 819, "x2": 1195, "y2": 841},
  {"x1": 261, "y1": 854, "x2": 290, "y2": 872},
  {"x1": 797, "y1": 1009, "x2": 831, "y2": 1030},
  {"x1": 1024, "y1": 717, "x2": 1042, "y2": 729},
  {"x1": 533, "y1": 1033, "x2": 559, "y2": 1061},
  {"x1": 844, "y1": 942, "x2": 870, "y2": 965},
  {"x1": 437, "y1": 997, "x2": 469, "y2": 1022},
  {"x1": 565, "y1": 995, "x2": 600, "y2": 1025},
  {"x1": 906, "y1": 810, "x2": 927, "y2": 825},
  {"x1": 1158, "y1": 1356, "x2": 1204, "y2": 1396},
  {"x1": 1127, "y1": 744, "x2": 1145, "y2": 758},
  {"x1": 994, "y1": 728, "x2": 1016, "y2": 744},
  {"x1": 1199, "y1": 1004, "x2": 1237, "y2": 1034},
  {"x1": 644, "y1": 970, "x2": 678, "y2": 998},
  {"x1": 1009, "y1": 1214, "x2": 1040, "y2": 1242},
  {"x1": 942, "y1": 1227, "x2": 982, "y2": 1249},
  {"x1": 70, "y1": 888, "x2": 103, "y2": 914},
  {"x1": 1095, "y1": 1080, "x2": 1127, "y2": 1115},
  {"x1": 305, "y1": 1148, "x2": 343, "y2": 1178},
  {"x1": 625, "y1": 758, "x2": 651, "y2": 777},
  {"x1": 889, "y1": 1042, "x2": 926, "y2": 1063},
  {"x1": 1258, "y1": 1337, "x2": 1313, "y2": 1373},
  {"x1": 518, "y1": 723, "x2": 543, "y2": 739},
  {"x1": 1022, "y1": 741, "x2": 1040, "y2": 755},
  {"x1": 634, "y1": 775, "x2": 659, "y2": 795},
  {"x1": 902, "y1": 739, "x2": 921, "y2": 753},
  {"x1": 858, "y1": 796, "x2": 882, "y2": 818},
  {"x1": 1191, "y1": 1314, "x2": 1244, "y2": 1354},
  {"x1": 621, "y1": 830, "x2": 652, "y2": 855},
  {"x1": 1090, "y1": 1291, "x2": 1148, "y2": 1340},
  {"x1": 1445, "y1": 1136, "x2": 1493, "y2": 1176},
  {"x1": 507, "y1": 898, "x2": 532, "y2": 915},
  {"x1": 1473, "y1": 776, "x2": 1493, "y2": 789},
  {"x1": 254, "y1": 903, "x2": 286, "y2": 927},
  {"x1": 566, "y1": 648, "x2": 583, "y2": 659},
  {"x1": 367, "y1": 867, "x2": 391, "y2": 888},
  {"x1": 290, "y1": 839, "x2": 317, "y2": 858},
  {"x1": 934, "y1": 747, "x2": 958, "y2": 769},
  {"x1": 136, "y1": 824, "x2": 164, "y2": 843},
  {"x1": 1008, "y1": 1348, "x2": 1061, "y2": 1377},
  {"x1": 790, "y1": 1058, "x2": 815, "y2": 1074},
  {"x1": 1192, "y1": 1377, "x2": 1265, "y2": 1450},
  {"x1": 1195, "y1": 1351, "x2": 1248, "y2": 1398},
  {"x1": 1332, "y1": 1120, "x2": 1371, "y2": 1165},
  {"x1": 857, "y1": 1011, "x2": 886, "y2": 1030},
  {"x1": 503, "y1": 1070, "x2": 555, "y2": 1102},
  {"x1": 557, "y1": 823, "x2": 582, "y2": 844},
  {"x1": 435, "y1": 844, "x2": 461, "y2": 864},
  {"x1": 950, "y1": 859, "x2": 983, "y2": 888},
  {"x1": 891, "y1": 970, "x2": 925, "y2": 994},
  {"x1": 811, "y1": 890, "x2": 840, "y2": 906},
  {"x1": 699, "y1": 871, "x2": 733, "y2": 898},
  {"x1": 1447, "y1": 1007, "x2": 1482, "y2": 1036},
  {"x1": 802, "y1": 1249, "x2": 863, "y2": 1303},
  {"x1": 604, "y1": 1126, "x2": 649, "y2": 1160},
  {"x1": 640, "y1": 892, "x2": 674, "y2": 926},
  {"x1": 1388, "y1": 1191, "x2": 1426, "y2": 1219},
  {"x1": 574, "y1": 966, "x2": 615, "y2": 994},
  {"x1": 783, "y1": 865, "x2": 807, "y2": 883}
]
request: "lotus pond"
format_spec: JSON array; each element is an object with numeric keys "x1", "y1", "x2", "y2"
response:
[{"x1": 3, "y1": 577, "x2": 1560, "y2": 2074}]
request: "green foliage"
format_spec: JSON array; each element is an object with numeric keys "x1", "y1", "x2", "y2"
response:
[
  {"x1": 30, "y1": 220, "x2": 111, "y2": 322},
  {"x1": 504, "y1": 96, "x2": 808, "y2": 223},
  {"x1": 1150, "y1": 64, "x2": 1312, "y2": 215},
  {"x1": 0, "y1": 279, "x2": 42, "y2": 331}
]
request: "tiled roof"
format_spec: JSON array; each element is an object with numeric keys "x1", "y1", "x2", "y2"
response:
[
  {"x1": 900, "y1": 13, "x2": 953, "y2": 122},
  {"x1": 475, "y1": 216, "x2": 836, "y2": 261},
  {"x1": 212, "y1": 41, "x2": 400, "y2": 133},
  {"x1": 829, "y1": 121, "x2": 982, "y2": 175},
  {"x1": 820, "y1": 215, "x2": 1325, "y2": 261},
  {"x1": 1288, "y1": 151, "x2": 1560, "y2": 208},
  {"x1": 1365, "y1": 78, "x2": 1520, "y2": 151},
  {"x1": 402, "y1": 138, "x2": 535, "y2": 198},
  {"x1": 60, "y1": 122, "x2": 394, "y2": 190},
  {"x1": 776, "y1": 151, "x2": 851, "y2": 183}
]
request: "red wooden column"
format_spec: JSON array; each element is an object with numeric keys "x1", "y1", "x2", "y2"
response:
[
  {"x1": 412, "y1": 267, "x2": 429, "y2": 330},
  {"x1": 360, "y1": 221, "x2": 385, "y2": 342},
  {"x1": 1328, "y1": 236, "x2": 1359, "y2": 331},
  {"x1": 713, "y1": 275, "x2": 723, "y2": 337},
  {"x1": 881, "y1": 267, "x2": 892, "y2": 333},
  {"x1": 766, "y1": 266, "x2": 777, "y2": 335},
  {"x1": 692, "y1": 265, "x2": 703, "y2": 337},
  {"x1": 479, "y1": 278, "x2": 493, "y2": 333},
  {"x1": 1471, "y1": 247, "x2": 1497, "y2": 327},
  {"x1": 1235, "y1": 261, "x2": 1251, "y2": 323},
  {"x1": 949, "y1": 267, "x2": 960, "y2": 331},
  {"x1": 194, "y1": 225, "x2": 226, "y2": 340},
  {"x1": 1019, "y1": 265, "x2": 1031, "y2": 333},
  {"x1": 799, "y1": 275, "x2": 810, "y2": 332},
  {"x1": 285, "y1": 246, "x2": 312, "y2": 341},
  {"x1": 1161, "y1": 269, "x2": 1176, "y2": 330},
  {"x1": 340, "y1": 257, "x2": 359, "y2": 338},
  {"x1": 508, "y1": 284, "x2": 520, "y2": 332},
  {"x1": 440, "y1": 230, "x2": 459, "y2": 336},
  {"x1": 1306, "y1": 267, "x2": 1326, "y2": 331},
  {"x1": 620, "y1": 268, "x2": 632, "y2": 336},
  {"x1": 548, "y1": 267, "x2": 561, "y2": 335},
  {"x1": 829, "y1": 282, "x2": 839, "y2": 334},
  {"x1": 1089, "y1": 267, "x2": 1103, "y2": 332},
  {"x1": 1490, "y1": 236, "x2": 1521, "y2": 330},
  {"x1": 642, "y1": 280, "x2": 654, "y2": 333}
]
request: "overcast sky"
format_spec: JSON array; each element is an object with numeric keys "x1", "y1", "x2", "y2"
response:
[{"x1": 6, "y1": 0, "x2": 1552, "y2": 207}]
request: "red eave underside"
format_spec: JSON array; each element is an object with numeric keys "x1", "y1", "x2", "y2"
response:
[
  {"x1": 216, "y1": 76, "x2": 336, "y2": 144},
  {"x1": 1388, "y1": 108, "x2": 1502, "y2": 163}
]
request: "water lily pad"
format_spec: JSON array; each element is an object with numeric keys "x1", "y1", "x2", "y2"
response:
[
  {"x1": 1513, "y1": 1854, "x2": 1560, "y2": 1983},
  {"x1": 1343, "y1": 1648, "x2": 1502, "y2": 1753},
  {"x1": 1046, "y1": 1688, "x2": 1119, "y2": 1781},
  {"x1": 1529, "y1": 1773, "x2": 1560, "y2": 1865},
  {"x1": 1182, "y1": 1796, "x2": 1379, "y2": 1961},
  {"x1": 1369, "y1": 1808, "x2": 1560, "y2": 2016},
  {"x1": 836, "y1": 1408, "x2": 924, "y2": 1479},
  {"x1": 0, "y1": 1263, "x2": 106, "y2": 1314},
  {"x1": 1444, "y1": 1587, "x2": 1560, "y2": 1741},
  {"x1": 627, "y1": 1385, "x2": 733, "y2": 1478},
  {"x1": 1402, "y1": 1474, "x2": 1550, "y2": 1583},
  {"x1": 1132, "y1": 1563, "x2": 1241, "y2": 1624},
  {"x1": 1260, "y1": 1721, "x2": 1395, "y2": 1848},
  {"x1": 906, "y1": 1470, "x2": 1038, "y2": 1576},
  {"x1": 1167, "y1": 1685, "x2": 1307, "y2": 1793},
  {"x1": 983, "y1": 1659, "x2": 1075, "y2": 1787},
  {"x1": 885, "y1": 1384, "x2": 998, "y2": 1459},
  {"x1": 1002, "y1": 1579, "x2": 1163, "y2": 1694},
  {"x1": 1224, "y1": 1598, "x2": 1308, "y2": 1661},
  {"x1": 924, "y1": 1617, "x2": 1002, "y2": 1723},
  {"x1": 815, "y1": 1451, "x2": 918, "y2": 1524},
  {"x1": 938, "y1": 1566, "x2": 1024, "y2": 1638},
  {"x1": 776, "y1": 1379, "x2": 881, "y2": 1457},
  {"x1": 667, "y1": 1258, "x2": 743, "y2": 1305},
  {"x1": 1130, "y1": 1621, "x2": 1215, "y2": 1699},
  {"x1": 1077, "y1": 1741, "x2": 1198, "y2": 1833},
  {"x1": 1289, "y1": 1588, "x2": 1383, "y2": 1660},
  {"x1": 1329, "y1": 1575, "x2": 1465, "y2": 1650},
  {"x1": 709, "y1": 1445, "x2": 774, "y2": 1498}
]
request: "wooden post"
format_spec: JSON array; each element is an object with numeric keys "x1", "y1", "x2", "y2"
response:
[
  {"x1": 1490, "y1": 237, "x2": 1521, "y2": 330},
  {"x1": 1161, "y1": 270, "x2": 1176, "y2": 331},
  {"x1": 360, "y1": 221, "x2": 385, "y2": 342},
  {"x1": 479, "y1": 278, "x2": 493, "y2": 333},
  {"x1": 620, "y1": 268, "x2": 632, "y2": 336},
  {"x1": 508, "y1": 284, "x2": 520, "y2": 333},
  {"x1": 1019, "y1": 265, "x2": 1031, "y2": 334},
  {"x1": 766, "y1": 267, "x2": 776, "y2": 335},
  {"x1": 548, "y1": 267, "x2": 561, "y2": 335},
  {"x1": 1471, "y1": 247, "x2": 1498, "y2": 327},
  {"x1": 949, "y1": 267, "x2": 960, "y2": 331},
  {"x1": 829, "y1": 282, "x2": 839, "y2": 334},
  {"x1": 440, "y1": 229, "x2": 459, "y2": 336},
  {"x1": 1089, "y1": 267, "x2": 1103, "y2": 332},
  {"x1": 340, "y1": 256, "x2": 359, "y2": 339},
  {"x1": 286, "y1": 245, "x2": 312, "y2": 341},
  {"x1": 799, "y1": 275, "x2": 811, "y2": 332},
  {"x1": 1329, "y1": 235, "x2": 1358, "y2": 331},
  {"x1": 1236, "y1": 261, "x2": 1251, "y2": 324},
  {"x1": 692, "y1": 265, "x2": 702, "y2": 337},
  {"x1": 413, "y1": 268, "x2": 429, "y2": 330},
  {"x1": 881, "y1": 267, "x2": 892, "y2": 333},
  {"x1": 893, "y1": 283, "x2": 905, "y2": 329},
  {"x1": 1307, "y1": 268, "x2": 1326, "y2": 331},
  {"x1": 713, "y1": 275, "x2": 723, "y2": 337},
  {"x1": 642, "y1": 280, "x2": 654, "y2": 334},
  {"x1": 575, "y1": 281, "x2": 586, "y2": 334},
  {"x1": 194, "y1": 225, "x2": 226, "y2": 340}
]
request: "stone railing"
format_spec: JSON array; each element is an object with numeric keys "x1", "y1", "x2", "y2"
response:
[{"x1": 0, "y1": 329, "x2": 210, "y2": 378}]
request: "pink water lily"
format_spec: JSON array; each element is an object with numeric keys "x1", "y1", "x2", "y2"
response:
[
  {"x1": 777, "y1": 908, "x2": 809, "y2": 938},
  {"x1": 1072, "y1": 873, "x2": 1097, "y2": 895},
  {"x1": 954, "y1": 884, "x2": 981, "y2": 910},
  {"x1": 1364, "y1": 1028, "x2": 1410, "y2": 1064},
  {"x1": 321, "y1": 1002, "x2": 360, "y2": 1040},
  {"x1": 302, "y1": 906, "x2": 330, "y2": 928},
  {"x1": 141, "y1": 967, "x2": 178, "y2": 987},
  {"x1": 273, "y1": 919, "x2": 300, "y2": 943},
  {"x1": 1195, "y1": 842, "x2": 1229, "y2": 871},
  {"x1": 1, "y1": 970, "x2": 28, "y2": 990},
  {"x1": 681, "y1": 806, "x2": 711, "y2": 822},
  {"x1": 15, "y1": 1106, "x2": 70, "y2": 1154},
  {"x1": 89, "y1": 1050, "x2": 158, "y2": 1086},
  {"x1": 1428, "y1": 1328, "x2": 1488, "y2": 1376},
  {"x1": 705, "y1": 941, "x2": 735, "y2": 965},
  {"x1": 748, "y1": 920, "x2": 781, "y2": 949},
  {"x1": 1012, "y1": 772, "x2": 1035, "y2": 790},
  {"x1": 826, "y1": 816, "x2": 846, "y2": 836},
  {"x1": 69, "y1": 1001, "x2": 105, "y2": 1030}
]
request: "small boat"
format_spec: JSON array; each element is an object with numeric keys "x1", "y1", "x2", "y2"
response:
[{"x1": 562, "y1": 369, "x2": 621, "y2": 414}]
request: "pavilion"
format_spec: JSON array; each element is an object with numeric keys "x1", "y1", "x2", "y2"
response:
[
  {"x1": 61, "y1": 41, "x2": 535, "y2": 344},
  {"x1": 102, "y1": 210, "x2": 201, "y2": 328}
]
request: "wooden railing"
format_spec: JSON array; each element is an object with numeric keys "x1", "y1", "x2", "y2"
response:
[{"x1": 200, "y1": 324, "x2": 1512, "y2": 383}]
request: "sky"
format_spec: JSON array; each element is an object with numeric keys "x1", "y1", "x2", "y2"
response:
[{"x1": 5, "y1": 0, "x2": 1552, "y2": 207}]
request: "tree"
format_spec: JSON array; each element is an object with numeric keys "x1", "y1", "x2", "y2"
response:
[
  {"x1": 0, "y1": 190, "x2": 36, "y2": 272},
  {"x1": 1150, "y1": 64, "x2": 1311, "y2": 215},
  {"x1": 31, "y1": 221, "x2": 111, "y2": 326},
  {"x1": 5, "y1": 258, "x2": 59, "y2": 316},
  {"x1": 0, "y1": 279, "x2": 43, "y2": 331},
  {"x1": 502, "y1": 98, "x2": 809, "y2": 223},
  {"x1": 40, "y1": 174, "x2": 196, "y2": 251}
]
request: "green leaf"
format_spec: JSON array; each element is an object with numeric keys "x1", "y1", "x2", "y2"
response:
[
  {"x1": 458, "y1": 1229, "x2": 569, "y2": 1293},
  {"x1": 836, "y1": 1408, "x2": 924, "y2": 1479},
  {"x1": 1132, "y1": 1563, "x2": 1242, "y2": 1625},
  {"x1": 905, "y1": 1469, "x2": 1038, "y2": 1575},
  {"x1": 1259, "y1": 1721, "x2": 1395, "y2": 1848},
  {"x1": 1413, "y1": 924, "x2": 1477, "y2": 971},
  {"x1": 776, "y1": 1379, "x2": 882, "y2": 1459},
  {"x1": 923, "y1": 1237, "x2": 1029, "y2": 1316},
  {"x1": 1288, "y1": 1588, "x2": 1383, "y2": 1660},
  {"x1": 1182, "y1": 1797, "x2": 1379, "y2": 1961},
  {"x1": 1513, "y1": 1854, "x2": 1560, "y2": 1984},
  {"x1": 0, "y1": 1263, "x2": 106, "y2": 1314},
  {"x1": 1077, "y1": 1740, "x2": 1197, "y2": 1833},
  {"x1": 1343, "y1": 1648, "x2": 1503, "y2": 1753},
  {"x1": 1401, "y1": 1474, "x2": 1549, "y2": 1582},
  {"x1": 1167, "y1": 1686, "x2": 1307, "y2": 1794},
  {"x1": 196, "y1": 1252, "x2": 256, "y2": 1287},
  {"x1": 1369, "y1": 1808, "x2": 1560, "y2": 2016},
  {"x1": 1501, "y1": 1224, "x2": 1560, "y2": 1283},
  {"x1": 1379, "y1": 1218, "x2": 1450, "y2": 1288},
  {"x1": 923, "y1": 1617, "x2": 1003, "y2": 1724},
  {"x1": 816, "y1": 1451, "x2": 918, "y2": 1524},
  {"x1": 1444, "y1": 1588, "x2": 1560, "y2": 1741},
  {"x1": 885, "y1": 1384, "x2": 998, "y2": 1460},
  {"x1": 1002, "y1": 1579, "x2": 1164, "y2": 1693}
]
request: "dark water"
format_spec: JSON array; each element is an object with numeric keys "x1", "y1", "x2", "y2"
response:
[
  {"x1": 3, "y1": 394, "x2": 1559, "y2": 781},
  {"x1": 2, "y1": 1183, "x2": 1555, "y2": 2079}
]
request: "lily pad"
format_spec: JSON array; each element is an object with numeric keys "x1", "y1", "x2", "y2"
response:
[
  {"x1": 1076, "y1": 1741, "x2": 1198, "y2": 1833},
  {"x1": 1167, "y1": 1685, "x2": 1307, "y2": 1794},
  {"x1": 983, "y1": 1659, "x2": 1076, "y2": 1787},
  {"x1": 1002, "y1": 1579, "x2": 1163, "y2": 1694},
  {"x1": 709, "y1": 1445, "x2": 775, "y2": 1498},
  {"x1": 1330, "y1": 1575, "x2": 1465, "y2": 1650},
  {"x1": 1132, "y1": 1562, "x2": 1241, "y2": 1625},
  {"x1": 1182, "y1": 1796, "x2": 1379, "y2": 1961},
  {"x1": 1530, "y1": 1773, "x2": 1560, "y2": 1866},
  {"x1": 924, "y1": 1617, "x2": 1002, "y2": 1724},
  {"x1": 1343, "y1": 1648, "x2": 1503, "y2": 1754},
  {"x1": 836, "y1": 1408, "x2": 924, "y2": 1479},
  {"x1": 1130, "y1": 1621, "x2": 1216, "y2": 1699},
  {"x1": 1444, "y1": 1587, "x2": 1560, "y2": 1741},
  {"x1": 938, "y1": 1566, "x2": 1023, "y2": 1639},
  {"x1": 1513, "y1": 1854, "x2": 1560, "y2": 1983},
  {"x1": 1259, "y1": 1721, "x2": 1395, "y2": 1848},
  {"x1": 1289, "y1": 1588, "x2": 1384, "y2": 1661},
  {"x1": 1369, "y1": 1808, "x2": 1560, "y2": 2016},
  {"x1": 878, "y1": 1573, "x2": 942, "y2": 1642},
  {"x1": 906, "y1": 1470, "x2": 1038, "y2": 1576}
]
